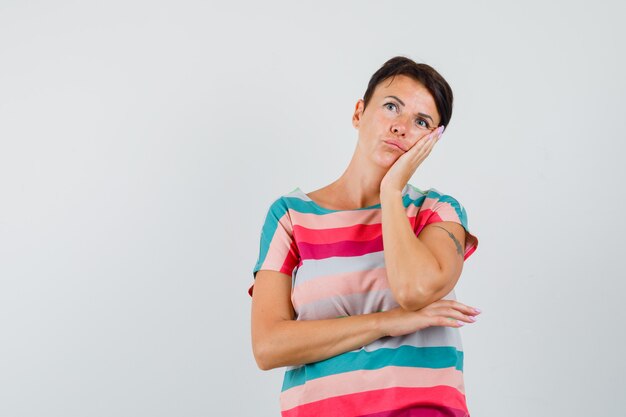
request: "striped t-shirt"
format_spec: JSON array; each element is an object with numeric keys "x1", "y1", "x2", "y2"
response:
[{"x1": 249, "y1": 183, "x2": 479, "y2": 417}]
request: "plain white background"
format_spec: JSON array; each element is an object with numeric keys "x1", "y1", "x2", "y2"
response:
[{"x1": 1, "y1": 1, "x2": 625, "y2": 416}]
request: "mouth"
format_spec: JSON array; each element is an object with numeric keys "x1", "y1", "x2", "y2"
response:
[{"x1": 383, "y1": 140, "x2": 406, "y2": 152}]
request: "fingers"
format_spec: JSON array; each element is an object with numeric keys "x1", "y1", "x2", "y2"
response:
[
  {"x1": 381, "y1": 300, "x2": 480, "y2": 337},
  {"x1": 420, "y1": 125, "x2": 445, "y2": 143},
  {"x1": 425, "y1": 126, "x2": 444, "y2": 149},
  {"x1": 425, "y1": 300, "x2": 480, "y2": 328},
  {"x1": 430, "y1": 299, "x2": 478, "y2": 314},
  {"x1": 410, "y1": 125, "x2": 445, "y2": 158},
  {"x1": 439, "y1": 308, "x2": 477, "y2": 327}
]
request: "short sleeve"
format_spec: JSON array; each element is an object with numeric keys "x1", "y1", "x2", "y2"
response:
[
  {"x1": 414, "y1": 189, "x2": 479, "y2": 261},
  {"x1": 248, "y1": 197, "x2": 300, "y2": 297}
]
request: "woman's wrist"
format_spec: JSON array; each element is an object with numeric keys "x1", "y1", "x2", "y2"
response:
[
  {"x1": 372, "y1": 310, "x2": 392, "y2": 338},
  {"x1": 379, "y1": 187, "x2": 403, "y2": 206}
]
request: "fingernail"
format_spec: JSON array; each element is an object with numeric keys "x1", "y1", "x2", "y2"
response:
[
  {"x1": 457, "y1": 321, "x2": 465, "y2": 326},
  {"x1": 468, "y1": 316, "x2": 476, "y2": 322},
  {"x1": 440, "y1": 125, "x2": 446, "y2": 134},
  {"x1": 473, "y1": 308, "x2": 482, "y2": 314}
]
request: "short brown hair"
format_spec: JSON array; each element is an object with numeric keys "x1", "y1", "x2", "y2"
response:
[{"x1": 362, "y1": 56, "x2": 453, "y2": 128}]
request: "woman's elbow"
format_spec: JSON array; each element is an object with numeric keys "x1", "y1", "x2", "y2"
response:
[
  {"x1": 394, "y1": 284, "x2": 431, "y2": 311},
  {"x1": 252, "y1": 336, "x2": 280, "y2": 371},
  {"x1": 254, "y1": 356, "x2": 273, "y2": 371}
]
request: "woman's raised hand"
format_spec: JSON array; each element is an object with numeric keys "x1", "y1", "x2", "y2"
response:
[
  {"x1": 380, "y1": 126, "x2": 444, "y2": 195},
  {"x1": 380, "y1": 299, "x2": 480, "y2": 338}
]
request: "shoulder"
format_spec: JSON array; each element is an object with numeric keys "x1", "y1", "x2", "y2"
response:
[
  {"x1": 407, "y1": 183, "x2": 472, "y2": 228},
  {"x1": 408, "y1": 184, "x2": 479, "y2": 260},
  {"x1": 264, "y1": 187, "x2": 303, "y2": 211},
  {"x1": 406, "y1": 183, "x2": 465, "y2": 208},
  {"x1": 260, "y1": 187, "x2": 317, "y2": 227}
]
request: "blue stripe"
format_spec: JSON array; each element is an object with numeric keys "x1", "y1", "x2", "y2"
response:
[
  {"x1": 252, "y1": 198, "x2": 290, "y2": 277},
  {"x1": 281, "y1": 345, "x2": 464, "y2": 391},
  {"x1": 436, "y1": 194, "x2": 469, "y2": 229}
]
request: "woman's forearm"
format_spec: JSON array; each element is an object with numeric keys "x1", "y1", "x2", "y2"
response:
[
  {"x1": 255, "y1": 299, "x2": 477, "y2": 370},
  {"x1": 380, "y1": 189, "x2": 441, "y2": 310},
  {"x1": 254, "y1": 312, "x2": 387, "y2": 370}
]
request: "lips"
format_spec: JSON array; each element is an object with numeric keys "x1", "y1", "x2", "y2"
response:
[{"x1": 383, "y1": 139, "x2": 407, "y2": 152}]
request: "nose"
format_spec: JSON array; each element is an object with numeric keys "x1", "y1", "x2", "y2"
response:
[{"x1": 391, "y1": 116, "x2": 410, "y2": 137}]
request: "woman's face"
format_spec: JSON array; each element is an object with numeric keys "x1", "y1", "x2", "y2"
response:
[{"x1": 352, "y1": 74, "x2": 441, "y2": 169}]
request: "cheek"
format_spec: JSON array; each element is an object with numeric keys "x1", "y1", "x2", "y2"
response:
[
  {"x1": 368, "y1": 113, "x2": 391, "y2": 133},
  {"x1": 360, "y1": 111, "x2": 392, "y2": 141}
]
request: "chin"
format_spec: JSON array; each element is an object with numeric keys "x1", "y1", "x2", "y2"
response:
[{"x1": 372, "y1": 152, "x2": 400, "y2": 169}]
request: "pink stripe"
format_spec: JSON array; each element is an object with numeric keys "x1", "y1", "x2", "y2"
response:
[
  {"x1": 464, "y1": 243, "x2": 477, "y2": 260},
  {"x1": 427, "y1": 202, "x2": 459, "y2": 224},
  {"x1": 411, "y1": 199, "x2": 479, "y2": 261},
  {"x1": 289, "y1": 196, "x2": 439, "y2": 230},
  {"x1": 294, "y1": 222, "x2": 381, "y2": 244},
  {"x1": 415, "y1": 209, "x2": 438, "y2": 233},
  {"x1": 418, "y1": 219, "x2": 479, "y2": 261},
  {"x1": 280, "y1": 366, "x2": 465, "y2": 411},
  {"x1": 298, "y1": 235, "x2": 383, "y2": 260},
  {"x1": 357, "y1": 405, "x2": 468, "y2": 417},
  {"x1": 405, "y1": 195, "x2": 437, "y2": 219},
  {"x1": 291, "y1": 267, "x2": 388, "y2": 309},
  {"x1": 250, "y1": 212, "x2": 300, "y2": 297},
  {"x1": 281, "y1": 385, "x2": 468, "y2": 417},
  {"x1": 289, "y1": 209, "x2": 382, "y2": 229},
  {"x1": 262, "y1": 213, "x2": 299, "y2": 272}
]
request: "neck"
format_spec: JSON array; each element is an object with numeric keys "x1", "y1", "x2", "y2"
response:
[{"x1": 330, "y1": 145, "x2": 390, "y2": 208}]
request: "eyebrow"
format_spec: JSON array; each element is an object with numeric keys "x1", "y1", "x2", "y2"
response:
[{"x1": 384, "y1": 95, "x2": 434, "y2": 123}]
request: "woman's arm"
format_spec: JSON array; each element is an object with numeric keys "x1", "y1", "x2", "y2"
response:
[
  {"x1": 251, "y1": 270, "x2": 478, "y2": 370},
  {"x1": 380, "y1": 189, "x2": 466, "y2": 311}
]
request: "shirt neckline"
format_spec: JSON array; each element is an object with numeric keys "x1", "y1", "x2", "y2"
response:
[{"x1": 294, "y1": 185, "x2": 410, "y2": 213}]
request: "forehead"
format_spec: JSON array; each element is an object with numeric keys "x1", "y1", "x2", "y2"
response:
[{"x1": 372, "y1": 75, "x2": 432, "y2": 101}]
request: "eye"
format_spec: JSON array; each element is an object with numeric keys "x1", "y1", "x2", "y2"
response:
[
  {"x1": 384, "y1": 102, "x2": 398, "y2": 112},
  {"x1": 416, "y1": 118, "x2": 430, "y2": 129}
]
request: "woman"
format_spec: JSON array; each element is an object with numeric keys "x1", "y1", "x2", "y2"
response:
[{"x1": 249, "y1": 56, "x2": 480, "y2": 417}]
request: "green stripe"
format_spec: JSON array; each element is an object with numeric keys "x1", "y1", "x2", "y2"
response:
[
  {"x1": 420, "y1": 189, "x2": 471, "y2": 231},
  {"x1": 281, "y1": 345, "x2": 464, "y2": 391},
  {"x1": 252, "y1": 198, "x2": 290, "y2": 276},
  {"x1": 407, "y1": 194, "x2": 427, "y2": 207},
  {"x1": 288, "y1": 193, "x2": 425, "y2": 215},
  {"x1": 436, "y1": 193, "x2": 469, "y2": 229}
]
